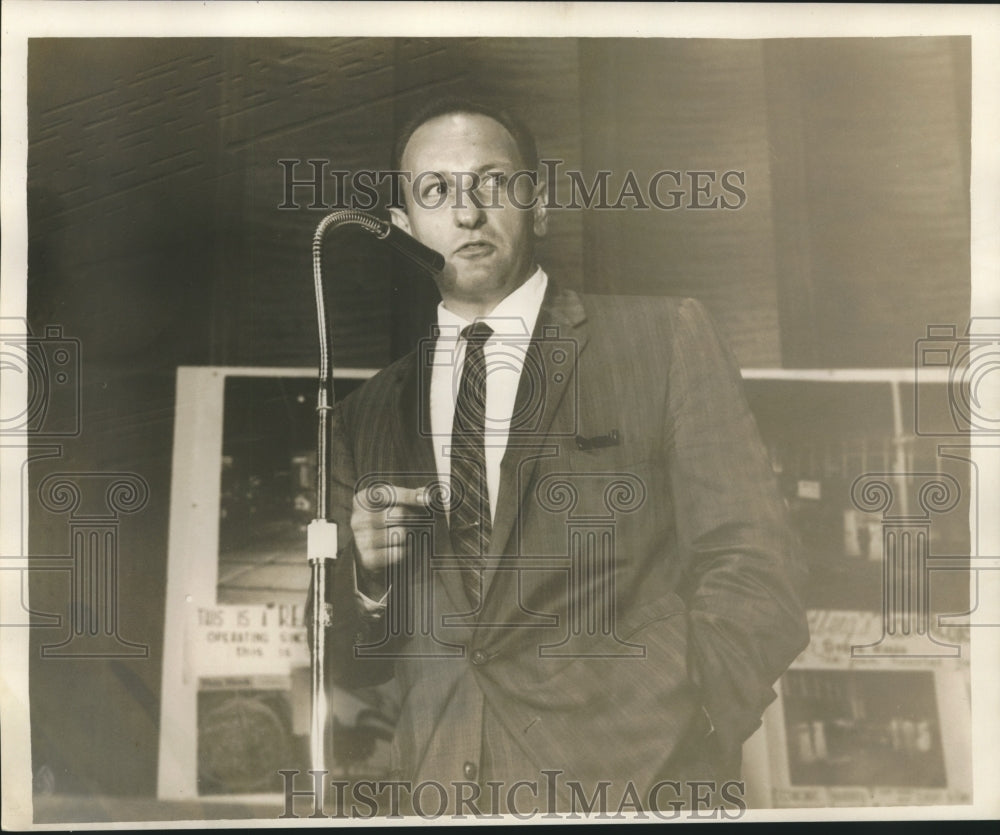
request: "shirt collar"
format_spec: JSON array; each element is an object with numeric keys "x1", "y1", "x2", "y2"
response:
[{"x1": 436, "y1": 267, "x2": 548, "y2": 340}]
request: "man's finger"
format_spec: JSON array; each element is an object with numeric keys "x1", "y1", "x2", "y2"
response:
[{"x1": 353, "y1": 484, "x2": 431, "y2": 512}]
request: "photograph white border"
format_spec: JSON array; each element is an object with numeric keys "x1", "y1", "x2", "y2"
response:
[{"x1": 2, "y1": 1, "x2": 998, "y2": 827}]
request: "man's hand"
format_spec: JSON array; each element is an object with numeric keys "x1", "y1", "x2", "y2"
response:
[{"x1": 351, "y1": 484, "x2": 430, "y2": 599}]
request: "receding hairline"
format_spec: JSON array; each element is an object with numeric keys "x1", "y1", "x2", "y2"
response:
[
  {"x1": 392, "y1": 98, "x2": 539, "y2": 175},
  {"x1": 397, "y1": 110, "x2": 527, "y2": 171}
]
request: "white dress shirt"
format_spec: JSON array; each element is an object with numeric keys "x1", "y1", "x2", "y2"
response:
[
  {"x1": 354, "y1": 267, "x2": 548, "y2": 608},
  {"x1": 430, "y1": 267, "x2": 548, "y2": 523}
]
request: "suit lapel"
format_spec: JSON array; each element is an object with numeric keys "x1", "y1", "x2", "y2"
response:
[
  {"x1": 396, "y1": 347, "x2": 471, "y2": 618},
  {"x1": 485, "y1": 284, "x2": 590, "y2": 569},
  {"x1": 396, "y1": 347, "x2": 437, "y2": 476}
]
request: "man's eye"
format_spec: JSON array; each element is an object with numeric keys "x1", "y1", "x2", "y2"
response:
[
  {"x1": 423, "y1": 179, "x2": 448, "y2": 199},
  {"x1": 486, "y1": 172, "x2": 508, "y2": 187}
]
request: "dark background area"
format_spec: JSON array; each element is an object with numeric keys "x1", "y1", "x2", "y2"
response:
[{"x1": 25, "y1": 37, "x2": 969, "y2": 796}]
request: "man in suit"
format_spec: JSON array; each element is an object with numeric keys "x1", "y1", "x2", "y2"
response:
[{"x1": 322, "y1": 98, "x2": 809, "y2": 815}]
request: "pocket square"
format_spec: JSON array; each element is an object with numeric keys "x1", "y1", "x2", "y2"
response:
[{"x1": 575, "y1": 430, "x2": 621, "y2": 451}]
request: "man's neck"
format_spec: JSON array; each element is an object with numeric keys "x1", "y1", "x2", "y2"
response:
[
  {"x1": 440, "y1": 265, "x2": 539, "y2": 322},
  {"x1": 441, "y1": 298, "x2": 501, "y2": 322}
]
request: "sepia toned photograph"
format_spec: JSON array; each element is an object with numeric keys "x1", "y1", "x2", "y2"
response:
[{"x1": 1, "y1": 1, "x2": 998, "y2": 827}]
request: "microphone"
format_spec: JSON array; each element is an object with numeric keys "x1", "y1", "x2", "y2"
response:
[
  {"x1": 307, "y1": 206, "x2": 441, "y2": 782},
  {"x1": 376, "y1": 220, "x2": 445, "y2": 275},
  {"x1": 312, "y1": 209, "x2": 444, "y2": 279}
]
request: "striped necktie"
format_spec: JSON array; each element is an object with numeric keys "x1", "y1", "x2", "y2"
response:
[{"x1": 448, "y1": 322, "x2": 493, "y2": 607}]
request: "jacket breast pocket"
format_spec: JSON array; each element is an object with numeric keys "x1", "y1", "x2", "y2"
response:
[{"x1": 566, "y1": 438, "x2": 651, "y2": 474}]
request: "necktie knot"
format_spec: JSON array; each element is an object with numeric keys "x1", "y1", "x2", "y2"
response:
[{"x1": 462, "y1": 322, "x2": 493, "y2": 346}]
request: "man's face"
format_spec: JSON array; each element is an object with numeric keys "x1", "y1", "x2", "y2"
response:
[{"x1": 390, "y1": 112, "x2": 547, "y2": 314}]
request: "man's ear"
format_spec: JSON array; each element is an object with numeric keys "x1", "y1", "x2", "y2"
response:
[
  {"x1": 532, "y1": 179, "x2": 549, "y2": 238},
  {"x1": 388, "y1": 206, "x2": 411, "y2": 235}
]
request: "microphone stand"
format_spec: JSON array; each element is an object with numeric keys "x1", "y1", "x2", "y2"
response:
[{"x1": 307, "y1": 209, "x2": 443, "y2": 789}]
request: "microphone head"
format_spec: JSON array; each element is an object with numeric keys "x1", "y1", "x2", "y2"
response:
[{"x1": 381, "y1": 222, "x2": 445, "y2": 276}]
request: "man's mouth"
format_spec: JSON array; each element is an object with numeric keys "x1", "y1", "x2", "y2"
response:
[{"x1": 455, "y1": 241, "x2": 496, "y2": 259}]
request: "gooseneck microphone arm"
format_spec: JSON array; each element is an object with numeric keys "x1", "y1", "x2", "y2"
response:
[{"x1": 307, "y1": 209, "x2": 443, "y2": 786}]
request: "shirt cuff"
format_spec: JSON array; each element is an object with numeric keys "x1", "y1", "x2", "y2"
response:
[
  {"x1": 702, "y1": 705, "x2": 716, "y2": 735},
  {"x1": 352, "y1": 558, "x2": 389, "y2": 613}
]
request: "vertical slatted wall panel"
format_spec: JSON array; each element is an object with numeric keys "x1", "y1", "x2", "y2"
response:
[{"x1": 579, "y1": 39, "x2": 783, "y2": 367}]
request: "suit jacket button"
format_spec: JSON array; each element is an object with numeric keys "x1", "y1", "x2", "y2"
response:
[
  {"x1": 463, "y1": 761, "x2": 477, "y2": 780},
  {"x1": 470, "y1": 649, "x2": 489, "y2": 666}
]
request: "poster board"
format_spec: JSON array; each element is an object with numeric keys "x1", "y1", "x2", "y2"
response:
[
  {"x1": 757, "y1": 610, "x2": 971, "y2": 808},
  {"x1": 157, "y1": 366, "x2": 379, "y2": 801}
]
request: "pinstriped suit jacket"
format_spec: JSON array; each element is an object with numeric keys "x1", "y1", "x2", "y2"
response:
[{"x1": 324, "y1": 281, "x2": 809, "y2": 799}]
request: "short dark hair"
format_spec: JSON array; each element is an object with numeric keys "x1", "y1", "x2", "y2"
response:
[{"x1": 391, "y1": 96, "x2": 539, "y2": 174}]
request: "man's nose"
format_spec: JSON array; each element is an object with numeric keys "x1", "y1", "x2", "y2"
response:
[{"x1": 453, "y1": 199, "x2": 486, "y2": 229}]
